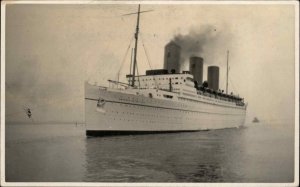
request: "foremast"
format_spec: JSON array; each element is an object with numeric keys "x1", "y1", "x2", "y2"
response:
[{"x1": 131, "y1": 5, "x2": 141, "y2": 87}]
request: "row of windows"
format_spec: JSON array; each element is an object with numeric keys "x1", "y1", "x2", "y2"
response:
[
  {"x1": 179, "y1": 96, "x2": 241, "y2": 110},
  {"x1": 197, "y1": 92, "x2": 241, "y2": 104},
  {"x1": 102, "y1": 109, "x2": 239, "y2": 122},
  {"x1": 198, "y1": 95, "x2": 237, "y2": 106},
  {"x1": 141, "y1": 77, "x2": 184, "y2": 81},
  {"x1": 105, "y1": 108, "x2": 222, "y2": 117},
  {"x1": 181, "y1": 91, "x2": 235, "y2": 105},
  {"x1": 144, "y1": 82, "x2": 181, "y2": 86},
  {"x1": 119, "y1": 96, "x2": 176, "y2": 106},
  {"x1": 107, "y1": 117, "x2": 216, "y2": 123},
  {"x1": 103, "y1": 102, "x2": 240, "y2": 116},
  {"x1": 115, "y1": 93, "x2": 240, "y2": 111},
  {"x1": 107, "y1": 117, "x2": 182, "y2": 124},
  {"x1": 183, "y1": 89, "x2": 197, "y2": 94}
]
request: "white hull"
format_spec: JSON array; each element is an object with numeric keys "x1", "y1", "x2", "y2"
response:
[{"x1": 85, "y1": 82, "x2": 247, "y2": 136}]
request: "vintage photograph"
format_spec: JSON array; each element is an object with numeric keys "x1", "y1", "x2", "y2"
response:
[{"x1": 1, "y1": 1, "x2": 298, "y2": 186}]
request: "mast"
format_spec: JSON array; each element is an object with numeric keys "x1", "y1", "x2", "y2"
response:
[
  {"x1": 226, "y1": 50, "x2": 229, "y2": 94},
  {"x1": 130, "y1": 48, "x2": 134, "y2": 75},
  {"x1": 131, "y1": 5, "x2": 141, "y2": 87}
]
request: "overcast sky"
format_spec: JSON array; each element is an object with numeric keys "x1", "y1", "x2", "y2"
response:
[{"x1": 4, "y1": 3, "x2": 296, "y2": 124}]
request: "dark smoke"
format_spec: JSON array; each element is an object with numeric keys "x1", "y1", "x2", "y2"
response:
[{"x1": 171, "y1": 25, "x2": 230, "y2": 69}]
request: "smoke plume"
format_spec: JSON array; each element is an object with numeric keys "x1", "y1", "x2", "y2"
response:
[{"x1": 171, "y1": 25, "x2": 230, "y2": 70}]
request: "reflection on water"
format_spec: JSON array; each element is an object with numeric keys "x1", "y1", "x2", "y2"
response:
[{"x1": 6, "y1": 123, "x2": 294, "y2": 182}]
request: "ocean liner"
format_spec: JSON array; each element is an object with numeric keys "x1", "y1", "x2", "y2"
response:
[{"x1": 85, "y1": 5, "x2": 247, "y2": 136}]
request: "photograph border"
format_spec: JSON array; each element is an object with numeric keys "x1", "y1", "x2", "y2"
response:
[{"x1": 1, "y1": 1, "x2": 299, "y2": 186}]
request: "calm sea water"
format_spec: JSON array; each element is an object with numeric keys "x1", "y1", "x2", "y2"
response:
[{"x1": 5, "y1": 122, "x2": 294, "y2": 182}]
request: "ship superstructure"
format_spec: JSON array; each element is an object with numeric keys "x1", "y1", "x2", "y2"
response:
[{"x1": 85, "y1": 5, "x2": 247, "y2": 136}]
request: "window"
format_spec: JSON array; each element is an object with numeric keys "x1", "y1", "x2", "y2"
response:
[
  {"x1": 163, "y1": 94, "x2": 173, "y2": 99},
  {"x1": 187, "y1": 77, "x2": 193, "y2": 81}
]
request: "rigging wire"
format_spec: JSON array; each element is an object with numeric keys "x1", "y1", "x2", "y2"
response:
[
  {"x1": 226, "y1": 65, "x2": 239, "y2": 95},
  {"x1": 140, "y1": 33, "x2": 160, "y2": 89},
  {"x1": 220, "y1": 66, "x2": 230, "y2": 94},
  {"x1": 85, "y1": 5, "x2": 151, "y2": 83},
  {"x1": 229, "y1": 76, "x2": 238, "y2": 95},
  {"x1": 5, "y1": 7, "x2": 144, "y2": 120},
  {"x1": 140, "y1": 33, "x2": 153, "y2": 70},
  {"x1": 116, "y1": 36, "x2": 134, "y2": 82}
]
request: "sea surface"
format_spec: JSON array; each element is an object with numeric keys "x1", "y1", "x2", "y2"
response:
[{"x1": 5, "y1": 122, "x2": 295, "y2": 183}]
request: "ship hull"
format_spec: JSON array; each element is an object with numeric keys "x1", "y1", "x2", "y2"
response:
[{"x1": 85, "y1": 82, "x2": 247, "y2": 136}]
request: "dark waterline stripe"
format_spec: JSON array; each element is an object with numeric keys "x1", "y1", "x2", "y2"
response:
[
  {"x1": 85, "y1": 98, "x2": 244, "y2": 116},
  {"x1": 86, "y1": 130, "x2": 199, "y2": 137},
  {"x1": 86, "y1": 127, "x2": 241, "y2": 137}
]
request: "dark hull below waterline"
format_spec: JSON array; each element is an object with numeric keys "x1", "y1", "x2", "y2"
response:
[{"x1": 86, "y1": 130, "x2": 202, "y2": 137}]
